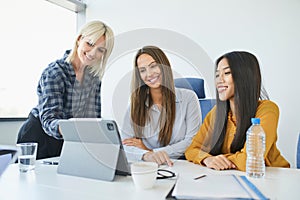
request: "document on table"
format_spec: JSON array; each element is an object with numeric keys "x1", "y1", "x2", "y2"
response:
[{"x1": 172, "y1": 174, "x2": 268, "y2": 199}]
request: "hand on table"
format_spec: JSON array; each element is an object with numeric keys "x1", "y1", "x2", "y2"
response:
[
  {"x1": 142, "y1": 151, "x2": 173, "y2": 167},
  {"x1": 122, "y1": 137, "x2": 150, "y2": 151},
  {"x1": 203, "y1": 155, "x2": 236, "y2": 170}
]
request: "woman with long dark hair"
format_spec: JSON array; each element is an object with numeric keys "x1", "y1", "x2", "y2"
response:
[{"x1": 185, "y1": 51, "x2": 290, "y2": 171}]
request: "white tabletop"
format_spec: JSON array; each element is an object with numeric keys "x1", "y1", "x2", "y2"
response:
[{"x1": 0, "y1": 159, "x2": 299, "y2": 200}]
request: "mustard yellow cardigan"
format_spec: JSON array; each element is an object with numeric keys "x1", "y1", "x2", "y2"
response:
[{"x1": 185, "y1": 100, "x2": 290, "y2": 171}]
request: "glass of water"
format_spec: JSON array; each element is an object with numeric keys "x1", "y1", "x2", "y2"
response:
[{"x1": 16, "y1": 143, "x2": 38, "y2": 172}]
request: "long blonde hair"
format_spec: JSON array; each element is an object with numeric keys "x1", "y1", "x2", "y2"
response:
[
  {"x1": 131, "y1": 46, "x2": 176, "y2": 146},
  {"x1": 66, "y1": 20, "x2": 114, "y2": 79}
]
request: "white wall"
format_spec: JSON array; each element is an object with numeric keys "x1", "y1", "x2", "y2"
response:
[
  {"x1": 0, "y1": 121, "x2": 24, "y2": 145},
  {"x1": 85, "y1": 0, "x2": 300, "y2": 167}
]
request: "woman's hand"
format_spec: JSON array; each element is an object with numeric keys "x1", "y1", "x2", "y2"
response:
[
  {"x1": 142, "y1": 151, "x2": 173, "y2": 167},
  {"x1": 122, "y1": 137, "x2": 150, "y2": 151},
  {"x1": 202, "y1": 155, "x2": 236, "y2": 170}
]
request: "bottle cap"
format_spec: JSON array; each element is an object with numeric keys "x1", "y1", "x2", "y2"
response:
[{"x1": 251, "y1": 118, "x2": 260, "y2": 124}]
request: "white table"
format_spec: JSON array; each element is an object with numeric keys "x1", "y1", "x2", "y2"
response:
[
  {"x1": 170, "y1": 160, "x2": 300, "y2": 200},
  {"x1": 0, "y1": 159, "x2": 299, "y2": 200}
]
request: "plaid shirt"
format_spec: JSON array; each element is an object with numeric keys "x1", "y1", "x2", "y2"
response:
[{"x1": 31, "y1": 50, "x2": 101, "y2": 139}]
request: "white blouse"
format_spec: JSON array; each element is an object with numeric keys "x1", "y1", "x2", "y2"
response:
[{"x1": 120, "y1": 88, "x2": 202, "y2": 161}]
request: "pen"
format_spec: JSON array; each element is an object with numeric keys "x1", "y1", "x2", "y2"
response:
[
  {"x1": 42, "y1": 161, "x2": 59, "y2": 165},
  {"x1": 193, "y1": 174, "x2": 207, "y2": 180}
]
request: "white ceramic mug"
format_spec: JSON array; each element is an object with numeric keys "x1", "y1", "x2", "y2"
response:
[{"x1": 131, "y1": 162, "x2": 158, "y2": 189}]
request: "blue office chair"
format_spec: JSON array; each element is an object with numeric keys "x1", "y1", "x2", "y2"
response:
[
  {"x1": 174, "y1": 78, "x2": 216, "y2": 122},
  {"x1": 297, "y1": 132, "x2": 300, "y2": 168}
]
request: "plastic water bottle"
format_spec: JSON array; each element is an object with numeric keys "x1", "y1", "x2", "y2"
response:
[{"x1": 246, "y1": 118, "x2": 265, "y2": 178}]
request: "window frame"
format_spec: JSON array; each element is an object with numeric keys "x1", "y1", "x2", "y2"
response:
[{"x1": 0, "y1": 0, "x2": 86, "y2": 120}]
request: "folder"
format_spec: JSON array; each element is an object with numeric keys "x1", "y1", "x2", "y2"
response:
[{"x1": 172, "y1": 174, "x2": 268, "y2": 199}]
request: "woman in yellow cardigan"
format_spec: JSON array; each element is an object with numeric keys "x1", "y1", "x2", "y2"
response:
[{"x1": 185, "y1": 51, "x2": 290, "y2": 171}]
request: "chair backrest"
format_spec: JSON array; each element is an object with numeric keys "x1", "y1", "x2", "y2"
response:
[
  {"x1": 174, "y1": 78, "x2": 216, "y2": 121},
  {"x1": 199, "y1": 99, "x2": 216, "y2": 121},
  {"x1": 297, "y1": 133, "x2": 300, "y2": 168},
  {"x1": 174, "y1": 78, "x2": 205, "y2": 99}
]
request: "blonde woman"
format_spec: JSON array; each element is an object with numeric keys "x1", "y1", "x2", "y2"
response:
[{"x1": 17, "y1": 20, "x2": 114, "y2": 159}]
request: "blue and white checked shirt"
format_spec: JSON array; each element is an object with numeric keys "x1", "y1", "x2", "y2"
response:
[{"x1": 31, "y1": 50, "x2": 101, "y2": 139}]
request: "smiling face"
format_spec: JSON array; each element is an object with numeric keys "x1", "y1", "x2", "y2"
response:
[
  {"x1": 76, "y1": 35, "x2": 107, "y2": 67},
  {"x1": 137, "y1": 54, "x2": 162, "y2": 89},
  {"x1": 215, "y1": 58, "x2": 234, "y2": 101}
]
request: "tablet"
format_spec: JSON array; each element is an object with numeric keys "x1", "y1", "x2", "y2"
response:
[{"x1": 57, "y1": 118, "x2": 131, "y2": 181}]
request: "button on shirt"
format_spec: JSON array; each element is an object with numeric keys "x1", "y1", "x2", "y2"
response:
[
  {"x1": 121, "y1": 88, "x2": 202, "y2": 161},
  {"x1": 31, "y1": 50, "x2": 101, "y2": 139}
]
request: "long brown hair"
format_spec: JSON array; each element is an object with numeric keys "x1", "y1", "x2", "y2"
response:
[{"x1": 130, "y1": 46, "x2": 176, "y2": 146}]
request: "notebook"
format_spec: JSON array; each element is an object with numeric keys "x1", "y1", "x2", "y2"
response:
[
  {"x1": 0, "y1": 146, "x2": 18, "y2": 176},
  {"x1": 57, "y1": 118, "x2": 131, "y2": 181}
]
